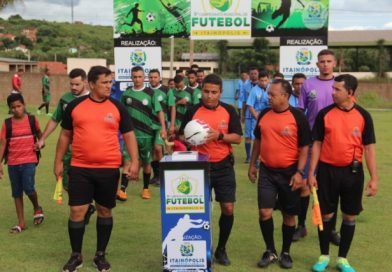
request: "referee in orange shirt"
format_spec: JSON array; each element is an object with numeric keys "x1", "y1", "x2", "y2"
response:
[
  {"x1": 248, "y1": 79, "x2": 311, "y2": 269},
  {"x1": 179, "y1": 74, "x2": 242, "y2": 266},
  {"x1": 309, "y1": 74, "x2": 377, "y2": 272},
  {"x1": 54, "y1": 66, "x2": 139, "y2": 272}
]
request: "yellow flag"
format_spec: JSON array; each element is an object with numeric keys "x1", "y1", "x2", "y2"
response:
[
  {"x1": 53, "y1": 176, "x2": 63, "y2": 205},
  {"x1": 311, "y1": 186, "x2": 323, "y2": 231}
]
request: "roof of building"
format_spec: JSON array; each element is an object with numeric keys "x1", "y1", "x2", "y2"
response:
[{"x1": 0, "y1": 57, "x2": 37, "y2": 64}]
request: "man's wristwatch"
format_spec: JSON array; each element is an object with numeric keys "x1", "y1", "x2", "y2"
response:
[
  {"x1": 296, "y1": 169, "x2": 305, "y2": 176},
  {"x1": 218, "y1": 133, "x2": 224, "y2": 141}
]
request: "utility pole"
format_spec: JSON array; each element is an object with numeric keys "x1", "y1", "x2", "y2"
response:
[{"x1": 71, "y1": 0, "x2": 74, "y2": 23}]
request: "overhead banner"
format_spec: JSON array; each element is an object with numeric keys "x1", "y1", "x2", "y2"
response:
[
  {"x1": 114, "y1": 39, "x2": 162, "y2": 82},
  {"x1": 113, "y1": 0, "x2": 191, "y2": 38},
  {"x1": 252, "y1": 0, "x2": 329, "y2": 37},
  {"x1": 279, "y1": 36, "x2": 327, "y2": 79},
  {"x1": 190, "y1": 0, "x2": 252, "y2": 40}
]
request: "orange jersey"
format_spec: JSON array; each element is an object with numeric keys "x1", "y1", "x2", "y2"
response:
[
  {"x1": 255, "y1": 107, "x2": 311, "y2": 168},
  {"x1": 180, "y1": 102, "x2": 242, "y2": 162},
  {"x1": 313, "y1": 104, "x2": 375, "y2": 166},
  {"x1": 61, "y1": 96, "x2": 134, "y2": 168}
]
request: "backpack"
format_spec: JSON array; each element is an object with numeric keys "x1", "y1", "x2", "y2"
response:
[{"x1": 3, "y1": 114, "x2": 41, "y2": 164}]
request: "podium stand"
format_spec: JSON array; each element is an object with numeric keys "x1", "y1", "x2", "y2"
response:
[{"x1": 160, "y1": 153, "x2": 212, "y2": 272}]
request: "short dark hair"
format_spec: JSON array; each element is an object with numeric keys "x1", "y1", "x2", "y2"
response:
[
  {"x1": 197, "y1": 69, "x2": 204, "y2": 74},
  {"x1": 203, "y1": 73, "x2": 222, "y2": 90},
  {"x1": 7, "y1": 93, "x2": 24, "y2": 107},
  {"x1": 249, "y1": 66, "x2": 258, "y2": 72},
  {"x1": 292, "y1": 73, "x2": 306, "y2": 82},
  {"x1": 174, "y1": 75, "x2": 184, "y2": 84},
  {"x1": 87, "y1": 66, "x2": 111, "y2": 83},
  {"x1": 149, "y1": 69, "x2": 160, "y2": 76},
  {"x1": 318, "y1": 49, "x2": 335, "y2": 58},
  {"x1": 69, "y1": 68, "x2": 86, "y2": 80},
  {"x1": 271, "y1": 79, "x2": 292, "y2": 97},
  {"x1": 175, "y1": 69, "x2": 183, "y2": 75},
  {"x1": 190, "y1": 64, "x2": 199, "y2": 70},
  {"x1": 131, "y1": 66, "x2": 144, "y2": 74},
  {"x1": 168, "y1": 78, "x2": 174, "y2": 83},
  {"x1": 187, "y1": 69, "x2": 197, "y2": 76},
  {"x1": 334, "y1": 74, "x2": 358, "y2": 94},
  {"x1": 258, "y1": 70, "x2": 269, "y2": 78},
  {"x1": 273, "y1": 72, "x2": 284, "y2": 79}
]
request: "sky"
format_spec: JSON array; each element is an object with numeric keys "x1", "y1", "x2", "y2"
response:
[{"x1": 0, "y1": 0, "x2": 392, "y2": 31}]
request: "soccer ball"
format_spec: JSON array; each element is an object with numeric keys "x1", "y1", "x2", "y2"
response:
[
  {"x1": 146, "y1": 12, "x2": 155, "y2": 22},
  {"x1": 203, "y1": 221, "x2": 210, "y2": 230},
  {"x1": 184, "y1": 119, "x2": 210, "y2": 146},
  {"x1": 266, "y1": 24, "x2": 275, "y2": 32}
]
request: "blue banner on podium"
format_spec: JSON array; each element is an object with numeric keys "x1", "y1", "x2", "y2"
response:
[{"x1": 160, "y1": 154, "x2": 212, "y2": 272}]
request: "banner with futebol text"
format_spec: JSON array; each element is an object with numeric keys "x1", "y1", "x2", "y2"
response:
[
  {"x1": 252, "y1": 0, "x2": 329, "y2": 37},
  {"x1": 191, "y1": 0, "x2": 252, "y2": 40},
  {"x1": 113, "y1": 0, "x2": 191, "y2": 38}
]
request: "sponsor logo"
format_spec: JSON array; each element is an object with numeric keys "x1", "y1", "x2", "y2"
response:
[
  {"x1": 309, "y1": 90, "x2": 317, "y2": 100},
  {"x1": 281, "y1": 126, "x2": 292, "y2": 137},
  {"x1": 352, "y1": 127, "x2": 361, "y2": 137},
  {"x1": 104, "y1": 113, "x2": 114, "y2": 124},
  {"x1": 209, "y1": 0, "x2": 233, "y2": 12},
  {"x1": 296, "y1": 48, "x2": 312, "y2": 65},
  {"x1": 130, "y1": 49, "x2": 147, "y2": 66},
  {"x1": 180, "y1": 242, "x2": 194, "y2": 257},
  {"x1": 302, "y1": 1, "x2": 328, "y2": 30}
]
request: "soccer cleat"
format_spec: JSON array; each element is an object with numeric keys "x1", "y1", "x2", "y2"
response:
[
  {"x1": 336, "y1": 258, "x2": 356, "y2": 272},
  {"x1": 93, "y1": 251, "x2": 111, "y2": 272},
  {"x1": 63, "y1": 252, "x2": 83, "y2": 272},
  {"x1": 279, "y1": 252, "x2": 293, "y2": 269},
  {"x1": 257, "y1": 250, "x2": 278, "y2": 268},
  {"x1": 330, "y1": 230, "x2": 341, "y2": 246},
  {"x1": 141, "y1": 189, "x2": 151, "y2": 199},
  {"x1": 292, "y1": 225, "x2": 307, "y2": 241},
  {"x1": 214, "y1": 247, "x2": 231, "y2": 266},
  {"x1": 312, "y1": 255, "x2": 330, "y2": 272},
  {"x1": 116, "y1": 190, "x2": 128, "y2": 201}
]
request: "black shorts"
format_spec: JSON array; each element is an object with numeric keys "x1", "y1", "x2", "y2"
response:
[
  {"x1": 209, "y1": 155, "x2": 236, "y2": 203},
  {"x1": 258, "y1": 163, "x2": 300, "y2": 215},
  {"x1": 68, "y1": 166, "x2": 120, "y2": 209},
  {"x1": 317, "y1": 162, "x2": 364, "y2": 216}
]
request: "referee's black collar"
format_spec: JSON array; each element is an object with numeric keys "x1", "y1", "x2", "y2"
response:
[
  {"x1": 89, "y1": 94, "x2": 108, "y2": 103},
  {"x1": 202, "y1": 101, "x2": 220, "y2": 110}
]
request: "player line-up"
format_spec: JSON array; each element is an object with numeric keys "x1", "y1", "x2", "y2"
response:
[{"x1": 0, "y1": 50, "x2": 378, "y2": 272}]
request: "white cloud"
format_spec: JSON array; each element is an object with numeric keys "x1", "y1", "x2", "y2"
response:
[{"x1": 384, "y1": 22, "x2": 392, "y2": 28}]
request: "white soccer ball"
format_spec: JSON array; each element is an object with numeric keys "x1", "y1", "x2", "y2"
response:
[
  {"x1": 184, "y1": 119, "x2": 210, "y2": 146},
  {"x1": 146, "y1": 12, "x2": 155, "y2": 22}
]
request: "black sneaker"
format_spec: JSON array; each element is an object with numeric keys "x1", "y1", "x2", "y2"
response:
[
  {"x1": 330, "y1": 230, "x2": 341, "y2": 246},
  {"x1": 279, "y1": 252, "x2": 293, "y2": 269},
  {"x1": 93, "y1": 251, "x2": 111, "y2": 272},
  {"x1": 257, "y1": 250, "x2": 278, "y2": 268},
  {"x1": 292, "y1": 225, "x2": 307, "y2": 241},
  {"x1": 63, "y1": 253, "x2": 83, "y2": 272},
  {"x1": 214, "y1": 247, "x2": 231, "y2": 266},
  {"x1": 84, "y1": 204, "x2": 96, "y2": 225}
]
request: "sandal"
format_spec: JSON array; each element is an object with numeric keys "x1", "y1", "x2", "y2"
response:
[
  {"x1": 10, "y1": 225, "x2": 26, "y2": 234},
  {"x1": 33, "y1": 206, "x2": 44, "y2": 225}
]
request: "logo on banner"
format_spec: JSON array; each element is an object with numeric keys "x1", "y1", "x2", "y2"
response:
[
  {"x1": 165, "y1": 173, "x2": 205, "y2": 213},
  {"x1": 180, "y1": 242, "x2": 194, "y2": 257},
  {"x1": 209, "y1": 0, "x2": 233, "y2": 12},
  {"x1": 296, "y1": 48, "x2": 313, "y2": 65},
  {"x1": 130, "y1": 49, "x2": 147, "y2": 66},
  {"x1": 302, "y1": 1, "x2": 328, "y2": 30}
]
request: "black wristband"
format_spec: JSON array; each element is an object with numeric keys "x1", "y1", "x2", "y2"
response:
[
  {"x1": 296, "y1": 168, "x2": 305, "y2": 176},
  {"x1": 218, "y1": 133, "x2": 224, "y2": 141}
]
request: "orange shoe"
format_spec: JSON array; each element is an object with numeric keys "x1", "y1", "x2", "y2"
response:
[
  {"x1": 116, "y1": 190, "x2": 128, "y2": 201},
  {"x1": 141, "y1": 189, "x2": 151, "y2": 199}
]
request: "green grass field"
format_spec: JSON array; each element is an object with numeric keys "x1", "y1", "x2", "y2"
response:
[{"x1": 0, "y1": 105, "x2": 390, "y2": 272}]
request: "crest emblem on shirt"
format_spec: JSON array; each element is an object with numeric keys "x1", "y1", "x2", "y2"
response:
[
  {"x1": 185, "y1": 97, "x2": 189, "y2": 102},
  {"x1": 126, "y1": 97, "x2": 132, "y2": 105},
  {"x1": 158, "y1": 95, "x2": 163, "y2": 101},
  {"x1": 309, "y1": 90, "x2": 317, "y2": 100},
  {"x1": 62, "y1": 103, "x2": 68, "y2": 111},
  {"x1": 142, "y1": 99, "x2": 149, "y2": 106},
  {"x1": 352, "y1": 127, "x2": 361, "y2": 137},
  {"x1": 219, "y1": 120, "x2": 228, "y2": 129},
  {"x1": 197, "y1": 93, "x2": 202, "y2": 99},
  {"x1": 281, "y1": 126, "x2": 292, "y2": 136},
  {"x1": 104, "y1": 112, "x2": 114, "y2": 123}
]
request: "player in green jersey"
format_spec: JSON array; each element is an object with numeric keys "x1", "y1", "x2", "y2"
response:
[
  {"x1": 148, "y1": 69, "x2": 176, "y2": 185},
  {"x1": 37, "y1": 69, "x2": 51, "y2": 115},
  {"x1": 118, "y1": 66, "x2": 166, "y2": 200},
  {"x1": 187, "y1": 69, "x2": 202, "y2": 105},
  {"x1": 172, "y1": 75, "x2": 194, "y2": 128}
]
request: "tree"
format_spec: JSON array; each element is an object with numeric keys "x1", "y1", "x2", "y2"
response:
[
  {"x1": 0, "y1": 0, "x2": 19, "y2": 9},
  {"x1": 216, "y1": 40, "x2": 228, "y2": 74}
]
